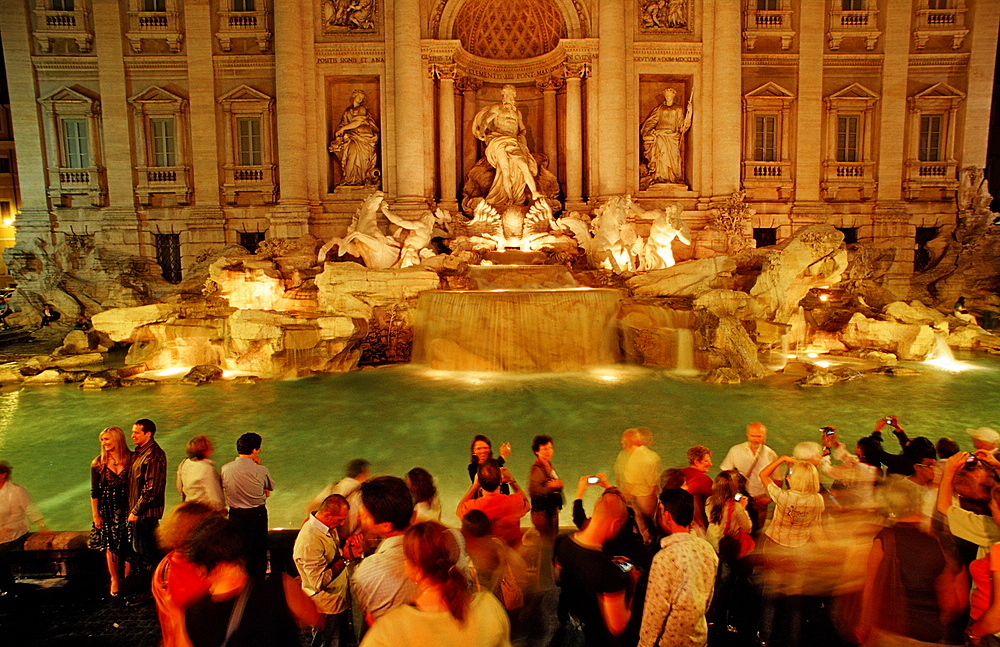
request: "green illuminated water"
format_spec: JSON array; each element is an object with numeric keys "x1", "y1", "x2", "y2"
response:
[{"x1": 1, "y1": 354, "x2": 998, "y2": 531}]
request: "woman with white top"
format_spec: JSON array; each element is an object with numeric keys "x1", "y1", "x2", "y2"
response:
[{"x1": 176, "y1": 435, "x2": 225, "y2": 510}]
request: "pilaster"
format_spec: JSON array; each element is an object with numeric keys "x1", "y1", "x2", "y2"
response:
[
  {"x1": 457, "y1": 76, "x2": 482, "y2": 183},
  {"x1": 272, "y1": 0, "x2": 309, "y2": 235},
  {"x1": 960, "y1": 0, "x2": 1000, "y2": 168},
  {"x1": 564, "y1": 63, "x2": 587, "y2": 209},
  {"x1": 792, "y1": 0, "x2": 824, "y2": 205},
  {"x1": 537, "y1": 76, "x2": 563, "y2": 176},
  {"x1": 435, "y1": 64, "x2": 459, "y2": 211},
  {"x1": 596, "y1": 0, "x2": 629, "y2": 197},
  {"x1": 0, "y1": 1, "x2": 51, "y2": 241},
  {"x1": 390, "y1": 0, "x2": 428, "y2": 213},
  {"x1": 711, "y1": 0, "x2": 742, "y2": 198},
  {"x1": 93, "y1": 0, "x2": 140, "y2": 251},
  {"x1": 876, "y1": 0, "x2": 912, "y2": 203}
]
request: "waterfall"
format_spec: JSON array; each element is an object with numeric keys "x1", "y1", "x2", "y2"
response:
[
  {"x1": 412, "y1": 287, "x2": 624, "y2": 372},
  {"x1": 675, "y1": 328, "x2": 696, "y2": 375},
  {"x1": 929, "y1": 334, "x2": 956, "y2": 362}
]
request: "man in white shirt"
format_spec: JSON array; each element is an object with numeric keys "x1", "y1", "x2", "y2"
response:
[
  {"x1": 614, "y1": 427, "x2": 663, "y2": 522},
  {"x1": 0, "y1": 461, "x2": 48, "y2": 597},
  {"x1": 221, "y1": 432, "x2": 275, "y2": 576},
  {"x1": 294, "y1": 494, "x2": 351, "y2": 647},
  {"x1": 719, "y1": 422, "x2": 778, "y2": 532},
  {"x1": 306, "y1": 458, "x2": 370, "y2": 539}
]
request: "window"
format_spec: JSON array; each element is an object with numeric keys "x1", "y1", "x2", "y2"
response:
[
  {"x1": 0, "y1": 158, "x2": 10, "y2": 174},
  {"x1": 62, "y1": 118, "x2": 90, "y2": 168},
  {"x1": 754, "y1": 115, "x2": 777, "y2": 162},
  {"x1": 154, "y1": 233, "x2": 182, "y2": 283},
  {"x1": 757, "y1": 0, "x2": 780, "y2": 9},
  {"x1": 753, "y1": 228, "x2": 777, "y2": 248},
  {"x1": 150, "y1": 118, "x2": 176, "y2": 167},
  {"x1": 836, "y1": 227, "x2": 858, "y2": 244},
  {"x1": 841, "y1": 0, "x2": 864, "y2": 9},
  {"x1": 239, "y1": 231, "x2": 266, "y2": 253},
  {"x1": 232, "y1": 0, "x2": 255, "y2": 10},
  {"x1": 237, "y1": 117, "x2": 262, "y2": 166},
  {"x1": 836, "y1": 116, "x2": 860, "y2": 162},
  {"x1": 928, "y1": 0, "x2": 949, "y2": 8},
  {"x1": 142, "y1": 0, "x2": 166, "y2": 10},
  {"x1": 919, "y1": 115, "x2": 942, "y2": 162},
  {"x1": 914, "y1": 227, "x2": 938, "y2": 272},
  {"x1": 51, "y1": 0, "x2": 75, "y2": 10}
]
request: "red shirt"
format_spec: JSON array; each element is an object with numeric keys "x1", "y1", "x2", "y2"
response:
[{"x1": 458, "y1": 492, "x2": 530, "y2": 547}]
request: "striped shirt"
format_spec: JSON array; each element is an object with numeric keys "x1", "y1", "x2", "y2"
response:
[
  {"x1": 128, "y1": 439, "x2": 167, "y2": 519},
  {"x1": 221, "y1": 456, "x2": 275, "y2": 509}
]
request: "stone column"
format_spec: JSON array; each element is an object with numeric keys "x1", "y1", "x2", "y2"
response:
[
  {"x1": 435, "y1": 64, "x2": 458, "y2": 210},
  {"x1": 962, "y1": 0, "x2": 1000, "y2": 168},
  {"x1": 536, "y1": 76, "x2": 563, "y2": 175},
  {"x1": 596, "y1": 0, "x2": 628, "y2": 197},
  {"x1": 92, "y1": 0, "x2": 141, "y2": 251},
  {"x1": 183, "y1": 0, "x2": 225, "y2": 261},
  {"x1": 271, "y1": 0, "x2": 309, "y2": 237},
  {"x1": 390, "y1": 0, "x2": 427, "y2": 212},
  {"x1": 564, "y1": 63, "x2": 587, "y2": 208},
  {"x1": 710, "y1": 0, "x2": 741, "y2": 197},
  {"x1": 0, "y1": 1, "x2": 51, "y2": 241},
  {"x1": 876, "y1": 0, "x2": 911, "y2": 204},
  {"x1": 457, "y1": 77, "x2": 482, "y2": 183}
]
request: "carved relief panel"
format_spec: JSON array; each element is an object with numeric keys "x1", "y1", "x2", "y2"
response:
[
  {"x1": 321, "y1": 0, "x2": 378, "y2": 33},
  {"x1": 639, "y1": 0, "x2": 690, "y2": 33}
]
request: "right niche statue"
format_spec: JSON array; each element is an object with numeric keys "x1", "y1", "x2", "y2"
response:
[
  {"x1": 640, "y1": 87, "x2": 692, "y2": 188},
  {"x1": 330, "y1": 89, "x2": 380, "y2": 187}
]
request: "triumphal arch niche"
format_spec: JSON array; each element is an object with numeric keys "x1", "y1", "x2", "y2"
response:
[{"x1": 428, "y1": 0, "x2": 594, "y2": 220}]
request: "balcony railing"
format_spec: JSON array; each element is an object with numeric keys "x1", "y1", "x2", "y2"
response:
[
  {"x1": 135, "y1": 165, "x2": 190, "y2": 204},
  {"x1": 32, "y1": 8, "x2": 92, "y2": 52},
  {"x1": 126, "y1": 10, "x2": 182, "y2": 52},
  {"x1": 743, "y1": 5, "x2": 795, "y2": 50},
  {"x1": 223, "y1": 164, "x2": 277, "y2": 204},
  {"x1": 822, "y1": 161, "x2": 877, "y2": 200},
  {"x1": 216, "y1": 5, "x2": 270, "y2": 52},
  {"x1": 904, "y1": 159, "x2": 959, "y2": 199},
  {"x1": 827, "y1": 8, "x2": 880, "y2": 50},
  {"x1": 742, "y1": 159, "x2": 793, "y2": 200},
  {"x1": 914, "y1": 5, "x2": 968, "y2": 49},
  {"x1": 48, "y1": 165, "x2": 104, "y2": 206}
]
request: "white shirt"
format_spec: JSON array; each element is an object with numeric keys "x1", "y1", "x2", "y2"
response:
[
  {"x1": 638, "y1": 533, "x2": 718, "y2": 647},
  {"x1": 615, "y1": 445, "x2": 663, "y2": 499},
  {"x1": 719, "y1": 442, "x2": 778, "y2": 498},
  {"x1": 0, "y1": 482, "x2": 43, "y2": 544},
  {"x1": 176, "y1": 458, "x2": 225, "y2": 510},
  {"x1": 293, "y1": 513, "x2": 349, "y2": 615}
]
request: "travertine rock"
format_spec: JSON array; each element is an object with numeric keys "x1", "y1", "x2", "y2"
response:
[
  {"x1": 693, "y1": 289, "x2": 763, "y2": 320},
  {"x1": 704, "y1": 367, "x2": 742, "y2": 384},
  {"x1": 92, "y1": 304, "x2": 178, "y2": 342},
  {"x1": 696, "y1": 313, "x2": 770, "y2": 381},
  {"x1": 182, "y1": 365, "x2": 224, "y2": 386},
  {"x1": 627, "y1": 256, "x2": 736, "y2": 297},
  {"x1": 617, "y1": 301, "x2": 700, "y2": 369},
  {"x1": 315, "y1": 262, "x2": 441, "y2": 319},
  {"x1": 841, "y1": 313, "x2": 936, "y2": 361},
  {"x1": 749, "y1": 225, "x2": 848, "y2": 323},
  {"x1": 884, "y1": 301, "x2": 947, "y2": 327}
]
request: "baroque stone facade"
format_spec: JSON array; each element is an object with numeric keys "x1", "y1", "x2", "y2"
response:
[{"x1": 0, "y1": 0, "x2": 997, "y2": 307}]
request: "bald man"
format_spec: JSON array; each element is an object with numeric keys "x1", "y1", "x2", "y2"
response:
[{"x1": 719, "y1": 422, "x2": 777, "y2": 533}]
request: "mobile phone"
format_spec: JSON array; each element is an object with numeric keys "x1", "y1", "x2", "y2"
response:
[
  {"x1": 885, "y1": 418, "x2": 894, "y2": 424},
  {"x1": 613, "y1": 558, "x2": 634, "y2": 573},
  {"x1": 822, "y1": 427, "x2": 835, "y2": 436},
  {"x1": 966, "y1": 455, "x2": 979, "y2": 465},
  {"x1": 734, "y1": 493, "x2": 744, "y2": 501},
  {"x1": 587, "y1": 476, "x2": 600, "y2": 484}
]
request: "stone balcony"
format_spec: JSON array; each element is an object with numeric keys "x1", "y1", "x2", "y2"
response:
[
  {"x1": 743, "y1": 7, "x2": 794, "y2": 50},
  {"x1": 821, "y1": 161, "x2": 877, "y2": 201},
  {"x1": 135, "y1": 164, "x2": 191, "y2": 205},
  {"x1": 827, "y1": 8, "x2": 880, "y2": 50},
  {"x1": 913, "y1": 5, "x2": 968, "y2": 50},
  {"x1": 126, "y1": 10, "x2": 182, "y2": 53},
  {"x1": 32, "y1": 7, "x2": 92, "y2": 53},
  {"x1": 742, "y1": 160, "x2": 793, "y2": 201},
  {"x1": 47, "y1": 166, "x2": 105, "y2": 207},
  {"x1": 216, "y1": 6, "x2": 270, "y2": 52},
  {"x1": 903, "y1": 159, "x2": 959, "y2": 200},
  {"x1": 222, "y1": 164, "x2": 277, "y2": 204}
]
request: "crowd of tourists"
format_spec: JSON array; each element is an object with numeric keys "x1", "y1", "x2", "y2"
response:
[{"x1": 3, "y1": 416, "x2": 1000, "y2": 646}]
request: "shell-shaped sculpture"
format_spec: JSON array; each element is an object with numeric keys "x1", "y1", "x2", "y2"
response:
[{"x1": 454, "y1": 0, "x2": 566, "y2": 60}]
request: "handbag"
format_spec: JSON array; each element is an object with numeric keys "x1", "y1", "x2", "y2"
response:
[
  {"x1": 718, "y1": 502, "x2": 755, "y2": 560},
  {"x1": 495, "y1": 539, "x2": 523, "y2": 610}
]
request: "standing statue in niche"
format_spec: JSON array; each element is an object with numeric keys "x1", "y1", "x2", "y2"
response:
[
  {"x1": 329, "y1": 89, "x2": 380, "y2": 187},
  {"x1": 472, "y1": 84, "x2": 544, "y2": 210},
  {"x1": 640, "y1": 87, "x2": 693, "y2": 187}
]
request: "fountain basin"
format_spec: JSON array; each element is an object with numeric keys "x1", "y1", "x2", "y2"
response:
[{"x1": 412, "y1": 288, "x2": 624, "y2": 372}]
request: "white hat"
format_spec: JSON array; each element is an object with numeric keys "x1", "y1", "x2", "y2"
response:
[{"x1": 967, "y1": 427, "x2": 1000, "y2": 445}]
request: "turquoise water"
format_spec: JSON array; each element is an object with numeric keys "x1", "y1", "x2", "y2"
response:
[{"x1": 1, "y1": 353, "x2": 998, "y2": 531}]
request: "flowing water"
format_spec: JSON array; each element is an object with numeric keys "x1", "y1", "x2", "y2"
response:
[{"x1": 2, "y1": 353, "x2": 998, "y2": 531}]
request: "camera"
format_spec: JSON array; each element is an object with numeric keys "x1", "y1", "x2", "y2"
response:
[
  {"x1": 587, "y1": 476, "x2": 600, "y2": 484},
  {"x1": 822, "y1": 426, "x2": 836, "y2": 436},
  {"x1": 734, "y1": 493, "x2": 744, "y2": 501},
  {"x1": 611, "y1": 557, "x2": 634, "y2": 573}
]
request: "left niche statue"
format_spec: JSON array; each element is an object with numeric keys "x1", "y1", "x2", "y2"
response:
[{"x1": 330, "y1": 89, "x2": 380, "y2": 188}]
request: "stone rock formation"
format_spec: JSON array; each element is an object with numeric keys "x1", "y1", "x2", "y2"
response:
[
  {"x1": 840, "y1": 313, "x2": 936, "y2": 361},
  {"x1": 627, "y1": 257, "x2": 737, "y2": 297}
]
